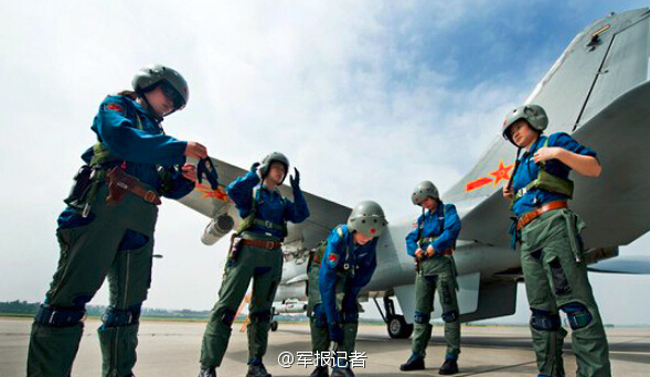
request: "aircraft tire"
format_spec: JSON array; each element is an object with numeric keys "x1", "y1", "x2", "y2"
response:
[
  {"x1": 387, "y1": 315, "x2": 413, "y2": 339},
  {"x1": 270, "y1": 320, "x2": 279, "y2": 332}
]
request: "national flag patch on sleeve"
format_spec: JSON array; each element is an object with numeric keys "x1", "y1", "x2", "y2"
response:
[
  {"x1": 326, "y1": 253, "x2": 340, "y2": 268},
  {"x1": 104, "y1": 103, "x2": 125, "y2": 113}
]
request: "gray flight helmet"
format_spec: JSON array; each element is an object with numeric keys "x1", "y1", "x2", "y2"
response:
[
  {"x1": 259, "y1": 152, "x2": 290, "y2": 184},
  {"x1": 501, "y1": 104, "x2": 548, "y2": 145},
  {"x1": 132, "y1": 64, "x2": 189, "y2": 111},
  {"x1": 411, "y1": 181, "x2": 439, "y2": 205},
  {"x1": 347, "y1": 200, "x2": 388, "y2": 237}
]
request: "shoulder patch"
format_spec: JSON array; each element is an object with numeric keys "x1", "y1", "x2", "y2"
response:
[
  {"x1": 104, "y1": 103, "x2": 125, "y2": 113},
  {"x1": 326, "y1": 253, "x2": 340, "y2": 268}
]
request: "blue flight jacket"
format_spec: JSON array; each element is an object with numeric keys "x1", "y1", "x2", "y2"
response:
[
  {"x1": 406, "y1": 203, "x2": 461, "y2": 256},
  {"x1": 227, "y1": 171, "x2": 310, "y2": 238},
  {"x1": 319, "y1": 225, "x2": 379, "y2": 324},
  {"x1": 58, "y1": 94, "x2": 194, "y2": 231},
  {"x1": 511, "y1": 132, "x2": 597, "y2": 217}
]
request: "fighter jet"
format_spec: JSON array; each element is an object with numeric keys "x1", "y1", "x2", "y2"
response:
[{"x1": 179, "y1": 8, "x2": 650, "y2": 338}]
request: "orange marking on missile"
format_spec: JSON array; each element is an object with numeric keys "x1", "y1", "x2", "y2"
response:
[{"x1": 196, "y1": 184, "x2": 229, "y2": 202}]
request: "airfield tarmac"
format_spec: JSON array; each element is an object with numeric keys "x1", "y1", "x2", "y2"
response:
[{"x1": 1, "y1": 317, "x2": 647, "y2": 377}]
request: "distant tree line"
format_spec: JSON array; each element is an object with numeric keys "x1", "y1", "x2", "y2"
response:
[
  {"x1": 0, "y1": 301, "x2": 383, "y2": 323},
  {"x1": 0, "y1": 300, "x2": 212, "y2": 319}
]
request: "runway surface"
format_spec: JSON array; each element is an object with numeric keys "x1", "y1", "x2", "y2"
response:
[{"x1": 1, "y1": 317, "x2": 648, "y2": 376}]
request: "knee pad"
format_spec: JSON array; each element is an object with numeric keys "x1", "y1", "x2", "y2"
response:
[
  {"x1": 220, "y1": 309, "x2": 237, "y2": 327},
  {"x1": 414, "y1": 311, "x2": 430, "y2": 324},
  {"x1": 441, "y1": 310, "x2": 459, "y2": 323},
  {"x1": 249, "y1": 309, "x2": 272, "y2": 324},
  {"x1": 35, "y1": 304, "x2": 85, "y2": 327},
  {"x1": 530, "y1": 309, "x2": 561, "y2": 331},
  {"x1": 101, "y1": 305, "x2": 141, "y2": 327},
  {"x1": 561, "y1": 302, "x2": 593, "y2": 330}
]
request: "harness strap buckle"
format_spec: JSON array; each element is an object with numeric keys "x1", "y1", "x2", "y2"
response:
[{"x1": 144, "y1": 190, "x2": 157, "y2": 203}]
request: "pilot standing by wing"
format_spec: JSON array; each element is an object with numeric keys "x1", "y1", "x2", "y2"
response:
[
  {"x1": 400, "y1": 181, "x2": 462, "y2": 375},
  {"x1": 198, "y1": 152, "x2": 310, "y2": 377},
  {"x1": 317, "y1": 201, "x2": 387, "y2": 377},
  {"x1": 501, "y1": 104, "x2": 610, "y2": 377},
  {"x1": 27, "y1": 64, "x2": 207, "y2": 377}
]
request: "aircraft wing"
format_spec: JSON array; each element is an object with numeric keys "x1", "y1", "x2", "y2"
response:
[
  {"x1": 178, "y1": 158, "x2": 351, "y2": 248},
  {"x1": 448, "y1": 9, "x2": 650, "y2": 249}
]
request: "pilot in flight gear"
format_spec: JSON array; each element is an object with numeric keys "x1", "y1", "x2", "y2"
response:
[
  {"x1": 312, "y1": 201, "x2": 387, "y2": 377},
  {"x1": 400, "y1": 181, "x2": 462, "y2": 376},
  {"x1": 502, "y1": 104, "x2": 610, "y2": 377},
  {"x1": 198, "y1": 152, "x2": 310, "y2": 377},
  {"x1": 27, "y1": 64, "x2": 208, "y2": 377}
]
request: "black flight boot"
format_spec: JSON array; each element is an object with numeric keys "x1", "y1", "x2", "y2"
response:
[
  {"x1": 310, "y1": 365, "x2": 329, "y2": 377},
  {"x1": 400, "y1": 354, "x2": 425, "y2": 371},
  {"x1": 438, "y1": 359, "x2": 458, "y2": 375},
  {"x1": 246, "y1": 363, "x2": 272, "y2": 377}
]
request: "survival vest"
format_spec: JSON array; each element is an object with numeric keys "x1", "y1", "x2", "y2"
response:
[
  {"x1": 235, "y1": 186, "x2": 288, "y2": 237},
  {"x1": 512, "y1": 138, "x2": 574, "y2": 203}
]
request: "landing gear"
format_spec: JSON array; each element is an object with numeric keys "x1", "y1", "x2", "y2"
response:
[{"x1": 372, "y1": 290, "x2": 413, "y2": 339}]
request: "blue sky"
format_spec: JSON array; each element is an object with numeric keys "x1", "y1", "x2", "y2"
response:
[{"x1": 1, "y1": 1, "x2": 649, "y2": 325}]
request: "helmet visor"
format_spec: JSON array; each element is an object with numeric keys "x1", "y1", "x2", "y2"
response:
[{"x1": 160, "y1": 82, "x2": 185, "y2": 110}]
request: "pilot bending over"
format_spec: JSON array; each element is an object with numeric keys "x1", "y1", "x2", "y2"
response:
[
  {"x1": 400, "y1": 181, "x2": 462, "y2": 375},
  {"x1": 310, "y1": 201, "x2": 387, "y2": 377},
  {"x1": 502, "y1": 104, "x2": 610, "y2": 377}
]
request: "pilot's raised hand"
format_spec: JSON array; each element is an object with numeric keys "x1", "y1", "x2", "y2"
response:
[
  {"x1": 426, "y1": 245, "x2": 435, "y2": 257},
  {"x1": 534, "y1": 146, "x2": 561, "y2": 164},
  {"x1": 502, "y1": 185, "x2": 514, "y2": 200},
  {"x1": 184, "y1": 141, "x2": 208, "y2": 160},
  {"x1": 289, "y1": 168, "x2": 300, "y2": 190},
  {"x1": 250, "y1": 162, "x2": 260, "y2": 173}
]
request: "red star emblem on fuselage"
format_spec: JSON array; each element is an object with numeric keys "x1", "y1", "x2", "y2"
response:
[{"x1": 488, "y1": 160, "x2": 514, "y2": 186}]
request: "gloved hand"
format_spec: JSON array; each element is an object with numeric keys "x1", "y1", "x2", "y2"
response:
[
  {"x1": 250, "y1": 162, "x2": 261, "y2": 173},
  {"x1": 289, "y1": 168, "x2": 300, "y2": 189},
  {"x1": 328, "y1": 322, "x2": 344, "y2": 344}
]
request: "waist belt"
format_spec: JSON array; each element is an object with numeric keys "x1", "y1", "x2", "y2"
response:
[
  {"x1": 105, "y1": 167, "x2": 161, "y2": 206},
  {"x1": 517, "y1": 200, "x2": 568, "y2": 230},
  {"x1": 241, "y1": 239, "x2": 283, "y2": 249},
  {"x1": 421, "y1": 249, "x2": 453, "y2": 259}
]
